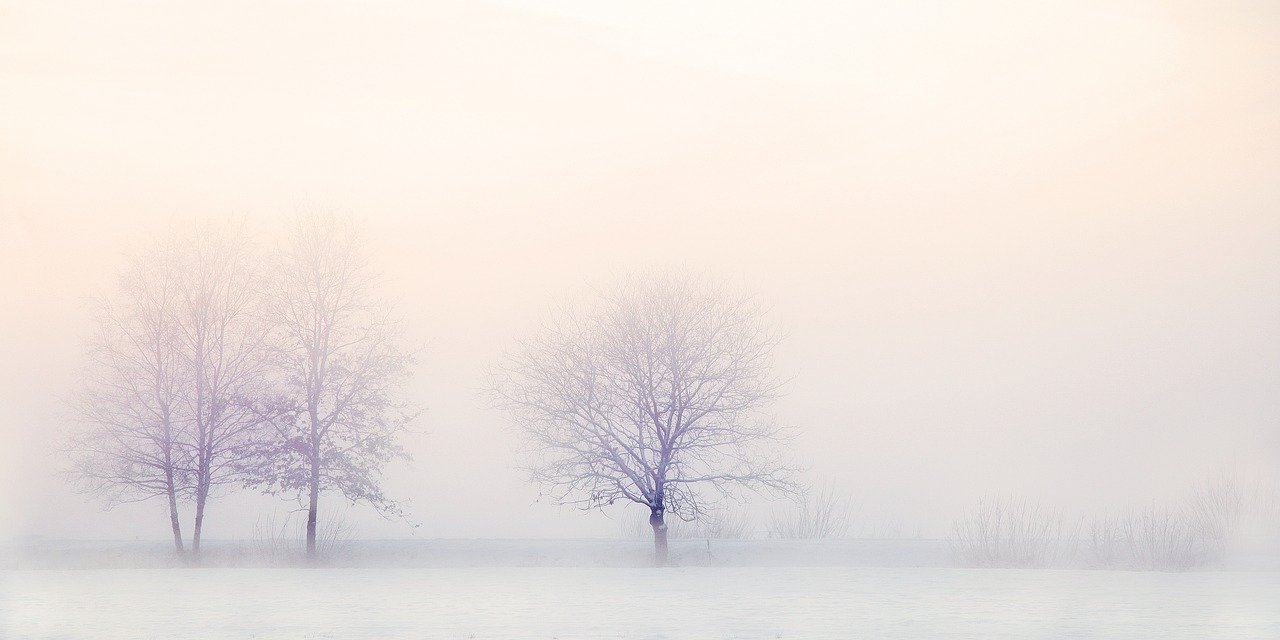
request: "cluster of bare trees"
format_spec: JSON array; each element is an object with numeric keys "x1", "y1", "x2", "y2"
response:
[
  {"x1": 67, "y1": 217, "x2": 413, "y2": 560},
  {"x1": 71, "y1": 248, "x2": 798, "y2": 565},
  {"x1": 64, "y1": 222, "x2": 1275, "y2": 572}
]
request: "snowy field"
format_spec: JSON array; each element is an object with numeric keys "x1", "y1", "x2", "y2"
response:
[{"x1": 3, "y1": 563, "x2": 1279, "y2": 639}]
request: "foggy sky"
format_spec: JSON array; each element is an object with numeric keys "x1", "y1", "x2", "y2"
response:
[{"x1": 1, "y1": 0, "x2": 1278, "y2": 541}]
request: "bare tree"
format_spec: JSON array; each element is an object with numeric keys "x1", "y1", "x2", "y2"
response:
[
  {"x1": 68, "y1": 245, "x2": 191, "y2": 553},
  {"x1": 491, "y1": 273, "x2": 797, "y2": 565},
  {"x1": 174, "y1": 225, "x2": 272, "y2": 554},
  {"x1": 68, "y1": 225, "x2": 272, "y2": 557},
  {"x1": 254, "y1": 215, "x2": 414, "y2": 559}
]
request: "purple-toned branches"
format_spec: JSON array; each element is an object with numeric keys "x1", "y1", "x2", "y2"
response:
[
  {"x1": 68, "y1": 244, "x2": 191, "y2": 552},
  {"x1": 248, "y1": 214, "x2": 415, "y2": 559},
  {"x1": 67, "y1": 224, "x2": 272, "y2": 556},
  {"x1": 175, "y1": 223, "x2": 274, "y2": 553},
  {"x1": 491, "y1": 272, "x2": 798, "y2": 565}
]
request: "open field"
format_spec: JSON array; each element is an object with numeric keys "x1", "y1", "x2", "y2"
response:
[
  {"x1": 4, "y1": 566, "x2": 1277, "y2": 639},
  {"x1": 2, "y1": 540, "x2": 1278, "y2": 639}
]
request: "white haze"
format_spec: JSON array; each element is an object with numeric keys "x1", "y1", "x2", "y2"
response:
[{"x1": 1, "y1": 0, "x2": 1278, "y2": 542}]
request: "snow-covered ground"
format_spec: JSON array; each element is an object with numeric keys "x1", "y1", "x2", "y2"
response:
[
  {"x1": 3, "y1": 540, "x2": 1278, "y2": 638},
  {"x1": 0, "y1": 538, "x2": 960, "y2": 570},
  {"x1": 4, "y1": 564, "x2": 1278, "y2": 639}
]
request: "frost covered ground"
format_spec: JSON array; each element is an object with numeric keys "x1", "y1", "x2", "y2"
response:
[{"x1": 2, "y1": 541, "x2": 1278, "y2": 639}]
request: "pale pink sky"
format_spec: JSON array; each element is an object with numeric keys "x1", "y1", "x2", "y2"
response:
[{"x1": 1, "y1": 0, "x2": 1278, "y2": 540}]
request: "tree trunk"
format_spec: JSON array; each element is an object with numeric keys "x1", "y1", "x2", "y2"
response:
[
  {"x1": 162, "y1": 415, "x2": 184, "y2": 555},
  {"x1": 306, "y1": 462, "x2": 320, "y2": 560},
  {"x1": 305, "y1": 399, "x2": 321, "y2": 561},
  {"x1": 650, "y1": 506, "x2": 669, "y2": 566},
  {"x1": 191, "y1": 487, "x2": 207, "y2": 557},
  {"x1": 166, "y1": 478, "x2": 184, "y2": 555}
]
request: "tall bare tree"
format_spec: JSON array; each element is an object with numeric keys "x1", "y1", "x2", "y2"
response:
[
  {"x1": 254, "y1": 215, "x2": 414, "y2": 559},
  {"x1": 69, "y1": 246, "x2": 191, "y2": 553},
  {"x1": 175, "y1": 225, "x2": 272, "y2": 553},
  {"x1": 69, "y1": 224, "x2": 272, "y2": 556},
  {"x1": 491, "y1": 273, "x2": 797, "y2": 565}
]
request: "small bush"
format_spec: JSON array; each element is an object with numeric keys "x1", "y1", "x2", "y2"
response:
[
  {"x1": 1088, "y1": 476, "x2": 1247, "y2": 570},
  {"x1": 251, "y1": 511, "x2": 357, "y2": 564},
  {"x1": 767, "y1": 486, "x2": 854, "y2": 539},
  {"x1": 951, "y1": 496, "x2": 1077, "y2": 568}
]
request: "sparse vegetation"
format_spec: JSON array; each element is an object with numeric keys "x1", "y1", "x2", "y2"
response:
[
  {"x1": 953, "y1": 475, "x2": 1277, "y2": 571},
  {"x1": 621, "y1": 508, "x2": 754, "y2": 540},
  {"x1": 252, "y1": 511, "x2": 357, "y2": 564},
  {"x1": 1087, "y1": 475, "x2": 1256, "y2": 570},
  {"x1": 767, "y1": 486, "x2": 854, "y2": 539},
  {"x1": 951, "y1": 496, "x2": 1078, "y2": 568}
]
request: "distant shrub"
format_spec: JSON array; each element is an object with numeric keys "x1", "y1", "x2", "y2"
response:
[
  {"x1": 951, "y1": 496, "x2": 1077, "y2": 568},
  {"x1": 767, "y1": 486, "x2": 854, "y2": 539},
  {"x1": 1088, "y1": 475, "x2": 1248, "y2": 570},
  {"x1": 252, "y1": 511, "x2": 357, "y2": 564}
]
